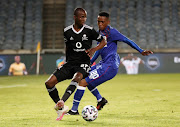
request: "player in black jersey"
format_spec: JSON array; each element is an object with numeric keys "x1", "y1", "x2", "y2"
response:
[{"x1": 45, "y1": 8, "x2": 106, "y2": 120}]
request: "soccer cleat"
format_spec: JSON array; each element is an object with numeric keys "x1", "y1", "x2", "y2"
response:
[
  {"x1": 56, "y1": 105, "x2": 69, "y2": 121},
  {"x1": 96, "y1": 97, "x2": 108, "y2": 110},
  {"x1": 66, "y1": 110, "x2": 79, "y2": 115},
  {"x1": 54, "y1": 100, "x2": 64, "y2": 111}
]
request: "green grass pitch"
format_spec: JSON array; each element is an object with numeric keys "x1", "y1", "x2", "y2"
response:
[{"x1": 0, "y1": 74, "x2": 180, "y2": 127}]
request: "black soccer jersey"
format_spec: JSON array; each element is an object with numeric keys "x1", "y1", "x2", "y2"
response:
[{"x1": 64, "y1": 24, "x2": 103, "y2": 64}]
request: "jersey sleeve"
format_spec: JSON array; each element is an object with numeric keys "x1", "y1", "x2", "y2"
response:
[
  {"x1": 91, "y1": 28, "x2": 103, "y2": 42},
  {"x1": 111, "y1": 29, "x2": 127, "y2": 42},
  {"x1": 111, "y1": 29, "x2": 144, "y2": 53},
  {"x1": 22, "y1": 63, "x2": 26, "y2": 70},
  {"x1": 63, "y1": 32, "x2": 68, "y2": 43},
  {"x1": 9, "y1": 64, "x2": 13, "y2": 72}
]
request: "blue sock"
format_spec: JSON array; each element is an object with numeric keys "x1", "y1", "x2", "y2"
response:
[
  {"x1": 71, "y1": 86, "x2": 86, "y2": 112},
  {"x1": 87, "y1": 85, "x2": 102, "y2": 102}
]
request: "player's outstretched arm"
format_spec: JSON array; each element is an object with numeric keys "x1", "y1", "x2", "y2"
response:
[
  {"x1": 141, "y1": 50, "x2": 153, "y2": 56},
  {"x1": 86, "y1": 38, "x2": 107, "y2": 57}
]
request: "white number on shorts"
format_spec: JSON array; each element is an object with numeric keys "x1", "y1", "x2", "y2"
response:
[
  {"x1": 89, "y1": 69, "x2": 99, "y2": 79},
  {"x1": 80, "y1": 64, "x2": 91, "y2": 73}
]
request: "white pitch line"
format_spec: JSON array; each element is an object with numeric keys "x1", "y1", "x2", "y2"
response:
[{"x1": 0, "y1": 84, "x2": 27, "y2": 89}]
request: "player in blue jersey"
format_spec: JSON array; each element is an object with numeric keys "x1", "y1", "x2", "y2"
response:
[{"x1": 65, "y1": 12, "x2": 153, "y2": 115}]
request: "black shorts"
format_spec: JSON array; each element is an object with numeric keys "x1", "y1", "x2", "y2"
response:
[{"x1": 53, "y1": 62, "x2": 90, "y2": 82}]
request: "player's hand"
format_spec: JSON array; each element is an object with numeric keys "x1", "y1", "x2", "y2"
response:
[
  {"x1": 85, "y1": 48, "x2": 96, "y2": 57},
  {"x1": 141, "y1": 50, "x2": 153, "y2": 56}
]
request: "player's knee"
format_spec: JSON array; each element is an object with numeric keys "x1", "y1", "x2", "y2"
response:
[
  {"x1": 79, "y1": 79, "x2": 88, "y2": 87},
  {"x1": 72, "y1": 76, "x2": 82, "y2": 83},
  {"x1": 45, "y1": 75, "x2": 58, "y2": 88},
  {"x1": 72, "y1": 72, "x2": 83, "y2": 83},
  {"x1": 45, "y1": 80, "x2": 50, "y2": 88},
  {"x1": 45, "y1": 80, "x2": 54, "y2": 89}
]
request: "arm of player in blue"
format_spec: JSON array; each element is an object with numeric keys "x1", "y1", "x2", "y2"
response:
[
  {"x1": 123, "y1": 38, "x2": 144, "y2": 53},
  {"x1": 90, "y1": 50, "x2": 100, "y2": 64},
  {"x1": 111, "y1": 29, "x2": 144, "y2": 53}
]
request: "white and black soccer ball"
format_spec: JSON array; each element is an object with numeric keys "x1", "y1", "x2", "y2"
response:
[{"x1": 82, "y1": 105, "x2": 98, "y2": 121}]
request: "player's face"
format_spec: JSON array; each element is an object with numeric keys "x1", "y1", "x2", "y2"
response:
[
  {"x1": 74, "y1": 11, "x2": 87, "y2": 27},
  {"x1": 97, "y1": 16, "x2": 110, "y2": 31},
  {"x1": 15, "y1": 56, "x2": 20, "y2": 63}
]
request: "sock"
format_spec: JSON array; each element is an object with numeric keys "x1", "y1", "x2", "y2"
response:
[
  {"x1": 87, "y1": 85, "x2": 102, "y2": 102},
  {"x1": 61, "y1": 81, "x2": 78, "y2": 102},
  {"x1": 46, "y1": 86, "x2": 60, "y2": 103},
  {"x1": 71, "y1": 85, "x2": 86, "y2": 112}
]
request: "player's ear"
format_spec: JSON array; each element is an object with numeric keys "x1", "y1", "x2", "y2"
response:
[{"x1": 108, "y1": 19, "x2": 110, "y2": 25}]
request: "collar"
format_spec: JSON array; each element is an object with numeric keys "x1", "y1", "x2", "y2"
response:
[
  {"x1": 72, "y1": 24, "x2": 85, "y2": 34},
  {"x1": 100, "y1": 25, "x2": 110, "y2": 32},
  {"x1": 100, "y1": 25, "x2": 110, "y2": 37}
]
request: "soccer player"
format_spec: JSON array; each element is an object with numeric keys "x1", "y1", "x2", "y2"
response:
[
  {"x1": 45, "y1": 8, "x2": 106, "y2": 121},
  {"x1": 8, "y1": 55, "x2": 28, "y2": 76},
  {"x1": 66, "y1": 12, "x2": 153, "y2": 115}
]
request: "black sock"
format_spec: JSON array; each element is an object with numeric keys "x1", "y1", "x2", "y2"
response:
[
  {"x1": 47, "y1": 86, "x2": 60, "y2": 103},
  {"x1": 61, "y1": 81, "x2": 78, "y2": 102}
]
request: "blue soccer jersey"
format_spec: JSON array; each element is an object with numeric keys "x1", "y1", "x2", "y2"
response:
[
  {"x1": 91, "y1": 25, "x2": 143, "y2": 68},
  {"x1": 86, "y1": 25, "x2": 144, "y2": 87}
]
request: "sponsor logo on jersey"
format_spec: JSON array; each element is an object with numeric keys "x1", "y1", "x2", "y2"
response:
[
  {"x1": 147, "y1": 56, "x2": 160, "y2": 70},
  {"x1": 73, "y1": 42, "x2": 85, "y2": 52},
  {"x1": 0, "y1": 58, "x2": 5, "y2": 72},
  {"x1": 73, "y1": 49, "x2": 86, "y2": 52},
  {"x1": 70, "y1": 37, "x2": 74, "y2": 40},
  {"x1": 82, "y1": 34, "x2": 88, "y2": 41}
]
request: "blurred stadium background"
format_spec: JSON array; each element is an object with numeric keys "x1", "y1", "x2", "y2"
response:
[
  {"x1": 0, "y1": 1, "x2": 180, "y2": 126},
  {"x1": 0, "y1": 0, "x2": 180, "y2": 75}
]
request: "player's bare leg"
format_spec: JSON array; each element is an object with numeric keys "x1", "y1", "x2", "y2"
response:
[
  {"x1": 46, "y1": 74, "x2": 67, "y2": 120},
  {"x1": 45, "y1": 74, "x2": 60, "y2": 103}
]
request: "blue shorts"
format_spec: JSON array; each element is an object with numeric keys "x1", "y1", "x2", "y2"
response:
[{"x1": 85, "y1": 63, "x2": 118, "y2": 88}]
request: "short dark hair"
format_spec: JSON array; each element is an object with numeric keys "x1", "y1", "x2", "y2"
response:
[
  {"x1": 98, "y1": 12, "x2": 110, "y2": 18},
  {"x1": 74, "y1": 8, "x2": 87, "y2": 16}
]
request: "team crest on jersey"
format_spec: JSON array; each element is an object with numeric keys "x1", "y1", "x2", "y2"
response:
[{"x1": 82, "y1": 34, "x2": 88, "y2": 41}]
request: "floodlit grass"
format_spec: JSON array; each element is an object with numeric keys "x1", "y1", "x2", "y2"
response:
[{"x1": 0, "y1": 74, "x2": 180, "y2": 127}]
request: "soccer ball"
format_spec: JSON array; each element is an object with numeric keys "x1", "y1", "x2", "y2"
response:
[{"x1": 82, "y1": 105, "x2": 98, "y2": 121}]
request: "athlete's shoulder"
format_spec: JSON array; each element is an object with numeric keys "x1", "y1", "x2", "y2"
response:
[
  {"x1": 109, "y1": 26, "x2": 127, "y2": 40},
  {"x1": 64, "y1": 25, "x2": 73, "y2": 32},
  {"x1": 20, "y1": 62, "x2": 25, "y2": 66},
  {"x1": 109, "y1": 26, "x2": 121, "y2": 34},
  {"x1": 84, "y1": 24, "x2": 93, "y2": 30},
  {"x1": 10, "y1": 63, "x2": 15, "y2": 67}
]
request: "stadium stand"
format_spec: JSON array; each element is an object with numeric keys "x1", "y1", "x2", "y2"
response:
[
  {"x1": 64, "y1": 0, "x2": 180, "y2": 51},
  {"x1": 0, "y1": 0, "x2": 180, "y2": 52},
  {"x1": 0, "y1": 0, "x2": 42, "y2": 51}
]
